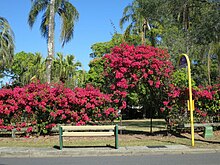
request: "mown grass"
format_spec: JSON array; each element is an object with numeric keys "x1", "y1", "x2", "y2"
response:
[
  {"x1": 114, "y1": 118, "x2": 166, "y2": 132},
  {"x1": 0, "y1": 119, "x2": 219, "y2": 148}
]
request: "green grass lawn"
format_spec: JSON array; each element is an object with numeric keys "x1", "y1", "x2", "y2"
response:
[
  {"x1": 0, "y1": 119, "x2": 219, "y2": 148},
  {"x1": 114, "y1": 118, "x2": 167, "y2": 132}
]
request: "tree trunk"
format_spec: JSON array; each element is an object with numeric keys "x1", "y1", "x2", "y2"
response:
[
  {"x1": 217, "y1": 43, "x2": 220, "y2": 81},
  {"x1": 142, "y1": 19, "x2": 151, "y2": 46},
  {"x1": 46, "y1": 0, "x2": 55, "y2": 83},
  {"x1": 218, "y1": 54, "x2": 220, "y2": 81},
  {"x1": 207, "y1": 45, "x2": 212, "y2": 85},
  {"x1": 183, "y1": 2, "x2": 190, "y2": 55},
  {"x1": 142, "y1": 19, "x2": 146, "y2": 45}
]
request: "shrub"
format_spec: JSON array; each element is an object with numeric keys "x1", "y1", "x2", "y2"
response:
[
  {"x1": 162, "y1": 83, "x2": 220, "y2": 130},
  {"x1": 103, "y1": 44, "x2": 173, "y2": 116},
  {"x1": 0, "y1": 82, "x2": 118, "y2": 135}
]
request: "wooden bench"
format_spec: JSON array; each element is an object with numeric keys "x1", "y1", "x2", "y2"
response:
[{"x1": 59, "y1": 125, "x2": 119, "y2": 150}]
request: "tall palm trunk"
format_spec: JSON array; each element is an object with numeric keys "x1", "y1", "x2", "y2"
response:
[
  {"x1": 207, "y1": 45, "x2": 211, "y2": 85},
  {"x1": 142, "y1": 19, "x2": 146, "y2": 45},
  {"x1": 183, "y1": 2, "x2": 190, "y2": 55},
  {"x1": 142, "y1": 19, "x2": 152, "y2": 46},
  {"x1": 46, "y1": 0, "x2": 55, "y2": 83},
  {"x1": 218, "y1": 54, "x2": 220, "y2": 80},
  {"x1": 216, "y1": 43, "x2": 220, "y2": 81}
]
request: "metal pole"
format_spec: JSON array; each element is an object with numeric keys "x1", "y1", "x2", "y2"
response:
[
  {"x1": 59, "y1": 126, "x2": 63, "y2": 150},
  {"x1": 115, "y1": 124, "x2": 119, "y2": 149},
  {"x1": 180, "y1": 54, "x2": 195, "y2": 147}
]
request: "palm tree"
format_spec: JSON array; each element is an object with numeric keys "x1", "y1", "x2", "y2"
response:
[
  {"x1": 120, "y1": 0, "x2": 162, "y2": 46},
  {"x1": 52, "y1": 53, "x2": 84, "y2": 88},
  {"x1": 120, "y1": 0, "x2": 145, "y2": 44},
  {"x1": 0, "y1": 16, "x2": 15, "y2": 76},
  {"x1": 28, "y1": 0, "x2": 79, "y2": 83}
]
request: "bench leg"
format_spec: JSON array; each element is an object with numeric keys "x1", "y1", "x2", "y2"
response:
[
  {"x1": 115, "y1": 124, "x2": 119, "y2": 149},
  {"x1": 59, "y1": 126, "x2": 63, "y2": 150}
]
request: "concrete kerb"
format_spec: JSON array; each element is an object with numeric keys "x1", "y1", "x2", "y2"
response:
[{"x1": 1, "y1": 145, "x2": 220, "y2": 158}]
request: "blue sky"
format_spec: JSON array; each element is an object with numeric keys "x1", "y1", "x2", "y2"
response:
[{"x1": 0, "y1": 0, "x2": 132, "y2": 72}]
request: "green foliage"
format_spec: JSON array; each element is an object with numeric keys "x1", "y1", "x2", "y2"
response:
[
  {"x1": 172, "y1": 68, "x2": 196, "y2": 88},
  {"x1": 10, "y1": 51, "x2": 45, "y2": 86},
  {"x1": 120, "y1": 0, "x2": 163, "y2": 46},
  {"x1": 90, "y1": 33, "x2": 141, "y2": 58},
  {"x1": 86, "y1": 58, "x2": 105, "y2": 88},
  {"x1": 51, "y1": 53, "x2": 85, "y2": 88},
  {"x1": 2, "y1": 52, "x2": 84, "y2": 89}
]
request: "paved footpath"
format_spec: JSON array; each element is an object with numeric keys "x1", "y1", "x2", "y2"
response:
[{"x1": 1, "y1": 145, "x2": 220, "y2": 157}]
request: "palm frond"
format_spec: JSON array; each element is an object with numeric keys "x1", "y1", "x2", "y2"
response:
[
  {"x1": 28, "y1": 0, "x2": 48, "y2": 28},
  {"x1": 123, "y1": 24, "x2": 133, "y2": 40},
  {"x1": 58, "y1": 1, "x2": 79, "y2": 47},
  {"x1": 0, "y1": 17, "x2": 15, "y2": 66},
  {"x1": 40, "y1": 10, "x2": 50, "y2": 39}
]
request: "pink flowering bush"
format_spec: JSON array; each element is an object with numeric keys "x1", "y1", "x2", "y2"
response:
[
  {"x1": 0, "y1": 82, "x2": 117, "y2": 135},
  {"x1": 194, "y1": 84, "x2": 220, "y2": 122},
  {"x1": 162, "y1": 83, "x2": 220, "y2": 129},
  {"x1": 103, "y1": 44, "x2": 173, "y2": 114}
]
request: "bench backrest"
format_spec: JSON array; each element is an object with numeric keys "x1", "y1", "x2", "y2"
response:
[
  {"x1": 60, "y1": 125, "x2": 116, "y2": 131},
  {"x1": 59, "y1": 125, "x2": 119, "y2": 149},
  {"x1": 59, "y1": 125, "x2": 117, "y2": 137}
]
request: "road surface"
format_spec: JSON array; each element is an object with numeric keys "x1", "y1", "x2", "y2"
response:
[{"x1": 1, "y1": 153, "x2": 220, "y2": 165}]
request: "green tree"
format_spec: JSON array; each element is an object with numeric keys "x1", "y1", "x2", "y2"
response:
[
  {"x1": 86, "y1": 57, "x2": 105, "y2": 88},
  {"x1": 52, "y1": 53, "x2": 84, "y2": 88},
  {"x1": 0, "y1": 17, "x2": 15, "y2": 77},
  {"x1": 10, "y1": 51, "x2": 45, "y2": 86},
  {"x1": 159, "y1": 0, "x2": 220, "y2": 85},
  {"x1": 90, "y1": 33, "x2": 139, "y2": 58},
  {"x1": 120, "y1": 0, "x2": 163, "y2": 46},
  {"x1": 190, "y1": 1, "x2": 220, "y2": 83},
  {"x1": 28, "y1": 0, "x2": 79, "y2": 83}
]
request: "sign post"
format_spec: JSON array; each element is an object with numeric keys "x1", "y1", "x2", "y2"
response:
[{"x1": 179, "y1": 54, "x2": 195, "y2": 147}]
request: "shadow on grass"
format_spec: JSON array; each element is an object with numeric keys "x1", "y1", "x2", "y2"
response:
[
  {"x1": 169, "y1": 131, "x2": 220, "y2": 144},
  {"x1": 196, "y1": 139, "x2": 220, "y2": 144},
  {"x1": 53, "y1": 145, "x2": 115, "y2": 150},
  {"x1": 116, "y1": 120, "x2": 166, "y2": 128},
  {"x1": 124, "y1": 129, "x2": 220, "y2": 145},
  {"x1": 124, "y1": 130, "x2": 169, "y2": 136}
]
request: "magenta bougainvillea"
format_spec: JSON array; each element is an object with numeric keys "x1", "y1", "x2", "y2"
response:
[
  {"x1": 0, "y1": 82, "x2": 118, "y2": 135},
  {"x1": 103, "y1": 44, "x2": 173, "y2": 111},
  {"x1": 162, "y1": 83, "x2": 220, "y2": 127}
]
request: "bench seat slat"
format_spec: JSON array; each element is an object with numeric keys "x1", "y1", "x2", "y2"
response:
[
  {"x1": 62, "y1": 131, "x2": 114, "y2": 137},
  {"x1": 61, "y1": 125, "x2": 115, "y2": 131}
]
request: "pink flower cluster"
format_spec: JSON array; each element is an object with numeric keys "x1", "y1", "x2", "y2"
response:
[
  {"x1": 163, "y1": 83, "x2": 220, "y2": 126},
  {"x1": 103, "y1": 44, "x2": 173, "y2": 110},
  {"x1": 0, "y1": 82, "x2": 118, "y2": 134}
]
